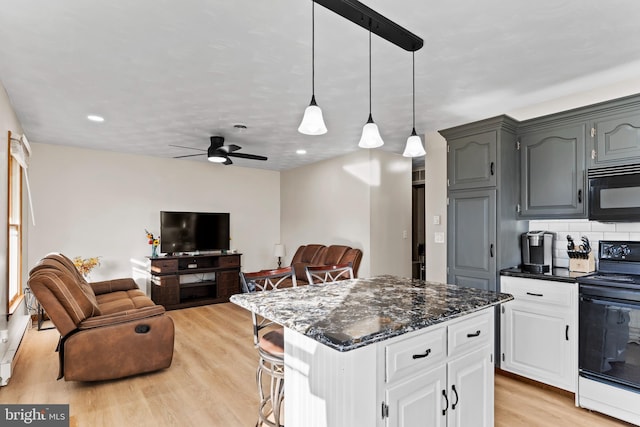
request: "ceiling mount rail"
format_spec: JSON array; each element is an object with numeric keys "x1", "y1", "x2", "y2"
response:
[{"x1": 314, "y1": 0, "x2": 423, "y2": 52}]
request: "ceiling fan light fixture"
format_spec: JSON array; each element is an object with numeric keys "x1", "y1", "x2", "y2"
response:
[
  {"x1": 298, "y1": 95, "x2": 327, "y2": 135},
  {"x1": 207, "y1": 154, "x2": 227, "y2": 163}
]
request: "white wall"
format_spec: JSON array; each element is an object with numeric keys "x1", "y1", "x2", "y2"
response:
[
  {"x1": 369, "y1": 150, "x2": 412, "y2": 277},
  {"x1": 424, "y1": 131, "x2": 448, "y2": 283},
  {"x1": 281, "y1": 149, "x2": 412, "y2": 278},
  {"x1": 27, "y1": 143, "x2": 280, "y2": 280}
]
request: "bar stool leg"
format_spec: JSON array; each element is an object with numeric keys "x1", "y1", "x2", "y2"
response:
[{"x1": 256, "y1": 351, "x2": 285, "y2": 427}]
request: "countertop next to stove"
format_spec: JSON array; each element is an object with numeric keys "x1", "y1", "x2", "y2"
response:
[{"x1": 500, "y1": 266, "x2": 592, "y2": 283}]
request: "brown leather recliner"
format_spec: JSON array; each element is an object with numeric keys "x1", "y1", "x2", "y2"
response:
[
  {"x1": 28, "y1": 253, "x2": 175, "y2": 381},
  {"x1": 290, "y1": 244, "x2": 363, "y2": 285}
]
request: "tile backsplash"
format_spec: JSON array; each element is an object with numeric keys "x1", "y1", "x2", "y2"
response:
[{"x1": 528, "y1": 220, "x2": 640, "y2": 269}]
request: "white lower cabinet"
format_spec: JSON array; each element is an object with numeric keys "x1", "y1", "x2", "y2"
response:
[
  {"x1": 382, "y1": 309, "x2": 494, "y2": 427},
  {"x1": 500, "y1": 276, "x2": 577, "y2": 392}
]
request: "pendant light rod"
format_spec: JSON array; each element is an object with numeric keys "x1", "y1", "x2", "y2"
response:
[
  {"x1": 412, "y1": 51, "x2": 415, "y2": 131},
  {"x1": 311, "y1": 0, "x2": 315, "y2": 95},
  {"x1": 368, "y1": 23, "x2": 372, "y2": 115},
  {"x1": 314, "y1": 0, "x2": 423, "y2": 51}
]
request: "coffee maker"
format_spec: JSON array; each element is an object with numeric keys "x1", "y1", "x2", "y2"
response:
[{"x1": 521, "y1": 231, "x2": 554, "y2": 273}]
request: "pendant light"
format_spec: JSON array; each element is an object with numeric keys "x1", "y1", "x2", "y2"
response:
[
  {"x1": 403, "y1": 51, "x2": 426, "y2": 157},
  {"x1": 358, "y1": 25, "x2": 384, "y2": 149},
  {"x1": 298, "y1": 0, "x2": 327, "y2": 135}
]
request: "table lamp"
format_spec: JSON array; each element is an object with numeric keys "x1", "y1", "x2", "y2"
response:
[{"x1": 274, "y1": 244, "x2": 286, "y2": 268}]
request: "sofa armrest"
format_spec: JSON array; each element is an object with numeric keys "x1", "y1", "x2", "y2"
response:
[
  {"x1": 78, "y1": 305, "x2": 165, "y2": 330},
  {"x1": 90, "y1": 278, "x2": 139, "y2": 295}
]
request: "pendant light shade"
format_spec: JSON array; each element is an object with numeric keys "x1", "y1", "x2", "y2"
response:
[
  {"x1": 299, "y1": 1, "x2": 327, "y2": 135},
  {"x1": 298, "y1": 95, "x2": 327, "y2": 135},
  {"x1": 403, "y1": 51, "x2": 426, "y2": 157},
  {"x1": 359, "y1": 26, "x2": 384, "y2": 149}
]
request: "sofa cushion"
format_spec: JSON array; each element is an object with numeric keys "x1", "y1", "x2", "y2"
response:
[
  {"x1": 96, "y1": 289, "x2": 156, "y2": 315},
  {"x1": 30, "y1": 270, "x2": 97, "y2": 324},
  {"x1": 322, "y1": 245, "x2": 350, "y2": 265}
]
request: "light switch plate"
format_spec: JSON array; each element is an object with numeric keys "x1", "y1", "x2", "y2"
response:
[{"x1": 433, "y1": 215, "x2": 441, "y2": 225}]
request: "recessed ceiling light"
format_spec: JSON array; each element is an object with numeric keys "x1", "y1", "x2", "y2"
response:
[
  {"x1": 87, "y1": 115, "x2": 104, "y2": 122},
  {"x1": 296, "y1": 149, "x2": 307, "y2": 155}
]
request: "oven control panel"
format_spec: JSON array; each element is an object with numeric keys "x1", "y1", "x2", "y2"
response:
[{"x1": 599, "y1": 241, "x2": 639, "y2": 261}]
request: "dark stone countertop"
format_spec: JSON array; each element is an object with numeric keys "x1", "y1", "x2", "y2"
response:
[
  {"x1": 500, "y1": 266, "x2": 591, "y2": 283},
  {"x1": 230, "y1": 275, "x2": 513, "y2": 352}
]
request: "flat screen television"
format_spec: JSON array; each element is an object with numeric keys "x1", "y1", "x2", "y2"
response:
[{"x1": 160, "y1": 211, "x2": 230, "y2": 254}]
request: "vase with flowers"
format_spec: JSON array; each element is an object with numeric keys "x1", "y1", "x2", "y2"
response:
[
  {"x1": 72, "y1": 256, "x2": 101, "y2": 280},
  {"x1": 146, "y1": 229, "x2": 160, "y2": 258}
]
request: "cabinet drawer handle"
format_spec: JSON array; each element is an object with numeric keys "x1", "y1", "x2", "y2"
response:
[
  {"x1": 466, "y1": 330, "x2": 481, "y2": 338},
  {"x1": 412, "y1": 348, "x2": 432, "y2": 359},
  {"x1": 442, "y1": 389, "x2": 449, "y2": 416},
  {"x1": 526, "y1": 292, "x2": 544, "y2": 297},
  {"x1": 451, "y1": 385, "x2": 459, "y2": 409}
]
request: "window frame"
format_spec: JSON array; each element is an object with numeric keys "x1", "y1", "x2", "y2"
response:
[{"x1": 7, "y1": 131, "x2": 23, "y2": 314}]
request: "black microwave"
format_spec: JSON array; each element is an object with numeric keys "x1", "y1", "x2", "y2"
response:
[{"x1": 588, "y1": 164, "x2": 640, "y2": 222}]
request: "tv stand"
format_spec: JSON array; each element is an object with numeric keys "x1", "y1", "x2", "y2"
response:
[{"x1": 149, "y1": 253, "x2": 242, "y2": 310}]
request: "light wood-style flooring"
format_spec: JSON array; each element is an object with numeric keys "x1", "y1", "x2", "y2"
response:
[{"x1": 2, "y1": 303, "x2": 632, "y2": 426}]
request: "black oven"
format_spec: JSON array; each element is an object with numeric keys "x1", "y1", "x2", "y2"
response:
[
  {"x1": 588, "y1": 164, "x2": 640, "y2": 222},
  {"x1": 578, "y1": 241, "x2": 640, "y2": 392}
]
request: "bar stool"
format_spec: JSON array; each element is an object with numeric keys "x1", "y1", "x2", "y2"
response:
[{"x1": 240, "y1": 266, "x2": 297, "y2": 427}]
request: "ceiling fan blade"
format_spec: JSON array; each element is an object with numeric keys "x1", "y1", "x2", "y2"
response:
[
  {"x1": 227, "y1": 152, "x2": 268, "y2": 161},
  {"x1": 225, "y1": 144, "x2": 242, "y2": 152},
  {"x1": 169, "y1": 144, "x2": 206, "y2": 152},
  {"x1": 173, "y1": 153, "x2": 206, "y2": 159},
  {"x1": 223, "y1": 157, "x2": 233, "y2": 165}
]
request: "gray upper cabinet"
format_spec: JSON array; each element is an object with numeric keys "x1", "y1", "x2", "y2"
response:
[
  {"x1": 590, "y1": 111, "x2": 640, "y2": 168},
  {"x1": 447, "y1": 131, "x2": 497, "y2": 190},
  {"x1": 447, "y1": 188, "x2": 497, "y2": 292},
  {"x1": 519, "y1": 123, "x2": 587, "y2": 219}
]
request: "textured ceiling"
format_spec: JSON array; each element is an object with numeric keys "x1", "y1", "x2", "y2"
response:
[{"x1": 2, "y1": 0, "x2": 640, "y2": 171}]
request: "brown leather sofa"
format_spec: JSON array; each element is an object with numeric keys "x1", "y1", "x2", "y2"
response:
[
  {"x1": 290, "y1": 244, "x2": 363, "y2": 285},
  {"x1": 28, "y1": 253, "x2": 175, "y2": 381}
]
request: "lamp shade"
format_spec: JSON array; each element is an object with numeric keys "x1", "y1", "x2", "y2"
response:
[
  {"x1": 274, "y1": 243, "x2": 286, "y2": 258},
  {"x1": 358, "y1": 115, "x2": 384, "y2": 149},
  {"x1": 403, "y1": 131, "x2": 426, "y2": 157},
  {"x1": 298, "y1": 97, "x2": 327, "y2": 135}
]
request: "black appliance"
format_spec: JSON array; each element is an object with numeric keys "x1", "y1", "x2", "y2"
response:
[
  {"x1": 588, "y1": 164, "x2": 640, "y2": 222},
  {"x1": 578, "y1": 240, "x2": 640, "y2": 392},
  {"x1": 521, "y1": 231, "x2": 554, "y2": 273}
]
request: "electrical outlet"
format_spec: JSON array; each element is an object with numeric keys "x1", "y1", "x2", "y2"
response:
[
  {"x1": 435, "y1": 232, "x2": 445, "y2": 243},
  {"x1": 402, "y1": 230, "x2": 408, "y2": 239}
]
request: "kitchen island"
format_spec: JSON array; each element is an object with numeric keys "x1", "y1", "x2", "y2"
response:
[{"x1": 231, "y1": 275, "x2": 513, "y2": 427}]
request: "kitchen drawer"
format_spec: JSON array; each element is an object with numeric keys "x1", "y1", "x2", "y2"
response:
[
  {"x1": 501, "y1": 276, "x2": 574, "y2": 307},
  {"x1": 385, "y1": 325, "x2": 446, "y2": 383},
  {"x1": 447, "y1": 309, "x2": 492, "y2": 358}
]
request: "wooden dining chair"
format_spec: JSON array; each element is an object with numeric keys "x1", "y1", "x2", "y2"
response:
[{"x1": 305, "y1": 262, "x2": 354, "y2": 285}]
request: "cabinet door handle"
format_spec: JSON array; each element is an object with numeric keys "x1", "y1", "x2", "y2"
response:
[
  {"x1": 442, "y1": 389, "x2": 449, "y2": 416},
  {"x1": 490, "y1": 161, "x2": 495, "y2": 176},
  {"x1": 490, "y1": 243, "x2": 494, "y2": 258},
  {"x1": 412, "y1": 349, "x2": 432, "y2": 359},
  {"x1": 451, "y1": 385, "x2": 459, "y2": 410},
  {"x1": 526, "y1": 292, "x2": 543, "y2": 297},
  {"x1": 467, "y1": 330, "x2": 481, "y2": 338},
  {"x1": 578, "y1": 189, "x2": 582, "y2": 204},
  {"x1": 566, "y1": 325, "x2": 569, "y2": 341}
]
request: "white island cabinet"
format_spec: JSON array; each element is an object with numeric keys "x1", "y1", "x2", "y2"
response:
[{"x1": 230, "y1": 275, "x2": 512, "y2": 427}]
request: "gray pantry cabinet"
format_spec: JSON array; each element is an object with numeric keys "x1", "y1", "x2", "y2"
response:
[{"x1": 440, "y1": 116, "x2": 527, "y2": 293}]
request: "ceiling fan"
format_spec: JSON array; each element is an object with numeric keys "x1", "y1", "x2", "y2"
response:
[{"x1": 171, "y1": 136, "x2": 268, "y2": 165}]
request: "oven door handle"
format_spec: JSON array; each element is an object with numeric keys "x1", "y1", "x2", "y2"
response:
[{"x1": 581, "y1": 295, "x2": 640, "y2": 310}]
